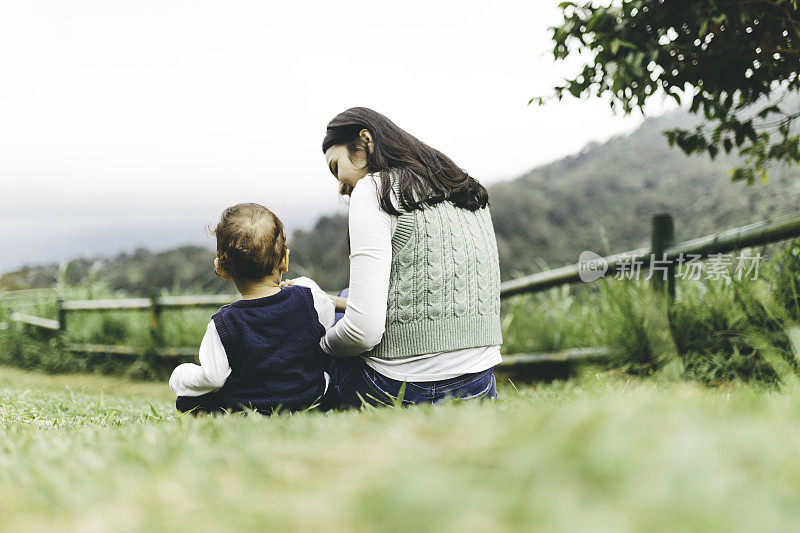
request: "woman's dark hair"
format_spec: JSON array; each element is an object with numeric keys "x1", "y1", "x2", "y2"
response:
[
  {"x1": 213, "y1": 203, "x2": 287, "y2": 280},
  {"x1": 322, "y1": 107, "x2": 489, "y2": 215}
]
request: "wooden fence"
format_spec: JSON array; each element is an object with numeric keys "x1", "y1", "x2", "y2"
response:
[{"x1": 7, "y1": 210, "x2": 800, "y2": 367}]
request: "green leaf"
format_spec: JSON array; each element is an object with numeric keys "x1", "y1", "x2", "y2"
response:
[
  {"x1": 723, "y1": 138, "x2": 733, "y2": 153},
  {"x1": 757, "y1": 105, "x2": 781, "y2": 119},
  {"x1": 534, "y1": 0, "x2": 799, "y2": 178},
  {"x1": 393, "y1": 382, "x2": 407, "y2": 409},
  {"x1": 609, "y1": 39, "x2": 636, "y2": 54},
  {"x1": 729, "y1": 167, "x2": 757, "y2": 185}
]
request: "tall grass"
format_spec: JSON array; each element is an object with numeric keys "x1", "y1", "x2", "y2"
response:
[
  {"x1": 502, "y1": 240, "x2": 800, "y2": 384},
  {"x1": 501, "y1": 284, "x2": 601, "y2": 354}
]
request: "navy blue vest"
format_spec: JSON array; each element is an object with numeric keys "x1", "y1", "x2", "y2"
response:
[{"x1": 211, "y1": 284, "x2": 327, "y2": 412}]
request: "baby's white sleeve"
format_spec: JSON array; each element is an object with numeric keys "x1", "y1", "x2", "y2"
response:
[
  {"x1": 291, "y1": 276, "x2": 336, "y2": 330},
  {"x1": 168, "y1": 320, "x2": 232, "y2": 397}
]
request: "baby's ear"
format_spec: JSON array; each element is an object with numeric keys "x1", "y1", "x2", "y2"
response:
[
  {"x1": 214, "y1": 257, "x2": 231, "y2": 280},
  {"x1": 278, "y1": 249, "x2": 290, "y2": 273}
]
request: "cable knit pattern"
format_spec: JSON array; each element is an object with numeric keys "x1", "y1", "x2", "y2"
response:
[{"x1": 367, "y1": 179, "x2": 503, "y2": 360}]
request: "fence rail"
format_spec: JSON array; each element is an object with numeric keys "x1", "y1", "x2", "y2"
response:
[
  {"x1": 60, "y1": 298, "x2": 153, "y2": 311},
  {"x1": 500, "y1": 247, "x2": 650, "y2": 298},
  {"x1": 500, "y1": 210, "x2": 800, "y2": 298},
  {"x1": 67, "y1": 344, "x2": 199, "y2": 358},
  {"x1": 7, "y1": 209, "x2": 800, "y2": 367},
  {"x1": 663, "y1": 210, "x2": 800, "y2": 259},
  {"x1": 498, "y1": 347, "x2": 610, "y2": 366},
  {"x1": 9, "y1": 311, "x2": 60, "y2": 331},
  {"x1": 60, "y1": 294, "x2": 239, "y2": 311}
]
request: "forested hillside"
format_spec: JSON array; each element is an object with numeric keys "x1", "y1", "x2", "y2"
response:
[
  {"x1": 0, "y1": 247, "x2": 229, "y2": 295},
  {"x1": 4, "y1": 108, "x2": 799, "y2": 293},
  {"x1": 491, "y1": 110, "x2": 800, "y2": 278}
]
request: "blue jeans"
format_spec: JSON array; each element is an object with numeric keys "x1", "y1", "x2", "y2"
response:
[
  {"x1": 321, "y1": 287, "x2": 498, "y2": 409},
  {"x1": 321, "y1": 356, "x2": 498, "y2": 409}
]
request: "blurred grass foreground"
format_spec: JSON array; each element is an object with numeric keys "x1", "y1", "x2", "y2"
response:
[
  {"x1": 2, "y1": 366, "x2": 800, "y2": 531},
  {"x1": 2, "y1": 237, "x2": 800, "y2": 530}
]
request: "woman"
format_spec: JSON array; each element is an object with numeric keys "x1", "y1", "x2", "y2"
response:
[{"x1": 319, "y1": 107, "x2": 502, "y2": 407}]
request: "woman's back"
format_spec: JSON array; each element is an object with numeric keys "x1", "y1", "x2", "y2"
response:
[{"x1": 367, "y1": 179, "x2": 502, "y2": 360}]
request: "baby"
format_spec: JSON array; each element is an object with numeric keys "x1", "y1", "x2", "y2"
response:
[{"x1": 169, "y1": 202, "x2": 336, "y2": 414}]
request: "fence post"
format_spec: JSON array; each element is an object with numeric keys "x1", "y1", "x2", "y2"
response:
[
  {"x1": 57, "y1": 295, "x2": 66, "y2": 332},
  {"x1": 149, "y1": 291, "x2": 162, "y2": 349},
  {"x1": 650, "y1": 213, "x2": 676, "y2": 301}
]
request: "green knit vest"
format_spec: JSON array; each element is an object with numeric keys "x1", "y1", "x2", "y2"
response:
[{"x1": 366, "y1": 185, "x2": 503, "y2": 360}]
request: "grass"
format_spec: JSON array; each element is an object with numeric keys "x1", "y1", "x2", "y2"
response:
[
  {"x1": 2, "y1": 365, "x2": 800, "y2": 532},
  {"x1": 499, "y1": 240, "x2": 800, "y2": 384}
]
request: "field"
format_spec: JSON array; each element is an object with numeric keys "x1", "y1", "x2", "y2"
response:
[
  {"x1": 2, "y1": 365, "x2": 800, "y2": 532},
  {"x1": 2, "y1": 241, "x2": 800, "y2": 531}
]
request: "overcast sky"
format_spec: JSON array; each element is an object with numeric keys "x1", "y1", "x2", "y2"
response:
[{"x1": 0, "y1": 1, "x2": 671, "y2": 274}]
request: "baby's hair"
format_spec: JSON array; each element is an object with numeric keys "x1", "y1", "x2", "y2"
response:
[{"x1": 212, "y1": 203, "x2": 287, "y2": 281}]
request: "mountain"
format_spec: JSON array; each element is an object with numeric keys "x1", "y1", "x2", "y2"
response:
[
  {"x1": 3, "y1": 107, "x2": 800, "y2": 293},
  {"x1": 0, "y1": 247, "x2": 229, "y2": 295},
  {"x1": 490, "y1": 110, "x2": 800, "y2": 278}
]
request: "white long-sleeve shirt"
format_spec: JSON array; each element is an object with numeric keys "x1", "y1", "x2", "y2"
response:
[
  {"x1": 319, "y1": 174, "x2": 502, "y2": 381},
  {"x1": 169, "y1": 277, "x2": 335, "y2": 397}
]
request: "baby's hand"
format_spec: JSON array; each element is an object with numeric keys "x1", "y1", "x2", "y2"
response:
[
  {"x1": 280, "y1": 279, "x2": 296, "y2": 287},
  {"x1": 328, "y1": 295, "x2": 348, "y2": 312}
]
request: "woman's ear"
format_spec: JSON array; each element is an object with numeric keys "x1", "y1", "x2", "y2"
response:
[
  {"x1": 359, "y1": 129, "x2": 374, "y2": 154},
  {"x1": 214, "y1": 257, "x2": 231, "y2": 280}
]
